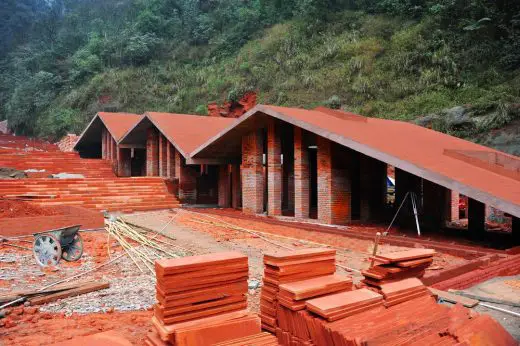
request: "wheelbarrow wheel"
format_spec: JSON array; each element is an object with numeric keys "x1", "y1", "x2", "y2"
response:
[
  {"x1": 62, "y1": 233, "x2": 83, "y2": 262},
  {"x1": 33, "y1": 234, "x2": 62, "y2": 267}
]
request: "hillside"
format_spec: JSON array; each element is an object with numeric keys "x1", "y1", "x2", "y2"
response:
[{"x1": 1, "y1": 1, "x2": 519, "y2": 153}]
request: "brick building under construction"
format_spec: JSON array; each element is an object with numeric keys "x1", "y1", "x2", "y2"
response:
[{"x1": 74, "y1": 105, "x2": 520, "y2": 244}]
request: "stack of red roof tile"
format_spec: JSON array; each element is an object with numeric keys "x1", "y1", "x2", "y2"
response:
[
  {"x1": 147, "y1": 252, "x2": 262, "y2": 346},
  {"x1": 362, "y1": 249, "x2": 435, "y2": 287},
  {"x1": 380, "y1": 277, "x2": 431, "y2": 307},
  {"x1": 213, "y1": 332, "x2": 279, "y2": 346},
  {"x1": 260, "y1": 248, "x2": 336, "y2": 332},
  {"x1": 278, "y1": 274, "x2": 352, "y2": 311},
  {"x1": 305, "y1": 288, "x2": 383, "y2": 322}
]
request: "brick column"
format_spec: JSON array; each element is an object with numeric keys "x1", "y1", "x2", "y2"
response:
[
  {"x1": 294, "y1": 128, "x2": 309, "y2": 219},
  {"x1": 175, "y1": 150, "x2": 182, "y2": 181},
  {"x1": 317, "y1": 138, "x2": 351, "y2": 225},
  {"x1": 267, "y1": 119, "x2": 282, "y2": 216},
  {"x1": 231, "y1": 164, "x2": 241, "y2": 209},
  {"x1": 146, "y1": 128, "x2": 159, "y2": 176},
  {"x1": 159, "y1": 134, "x2": 168, "y2": 177},
  {"x1": 111, "y1": 138, "x2": 117, "y2": 173},
  {"x1": 167, "y1": 143, "x2": 175, "y2": 178},
  {"x1": 241, "y1": 129, "x2": 264, "y2": 214},
  {"x1": 360, "y1": 155, "x2": 386, "y2": 222},
  {"x1": 449, "y1": 191, "x2": 460, "y2": 222},
  {"x1": 101, "y1": 128, "x2": 107, "y2": 159},
  {"x1": 468, "y1": 198, "x2": 485, "y2": 236},
  {"x1": 218, "y1": 165, "x2": 231, "y2": 207}
]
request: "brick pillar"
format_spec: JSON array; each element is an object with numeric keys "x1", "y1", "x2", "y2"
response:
[
  {"x1": 159, "y1": 134, "x2": 168, "y2": 177},
  {"x1": 360, "y1": 155, "x2": 386, "y2": 222},
  {"x1": 231, "y1": 164, "x2": 241, "y2": 209},
  {"x1": 267, "y1": 119, "x2": 282, "y2": 216},
  {"x1": 175, "y1": 150, "x2": 182, "y2": 181},
  {"x1": 117, "y1": 147, "x2": 131, "y2": 177},
  {"x1": 218, "y1": 165, "x2": 231, "y2": 207},
  {"x1": 294, "y1": 128, "x2": 309, "y2": 219},
  {"x1": 101, "y1": 128, "x2": 107, "y2": 159},
  {"x1": 241, "y1": 129, "x2": 264, "y2": 214},
  {"x1": 317, "y1": 138, "x2": 351, "y2": 225},
  {"x1": 449, "y1": 191, "x2": 460, "y2": 222},
  {"x1": 111, "y1": 139, "x2": 118, "y2": 173},
  {"x1": 146, "y1": 128, "x2": 159, "y2": 176},
  {"x1": 513, "y1": 216, "x2": 520, "y2": 245},
  {"x1": 167, "y1": 143, "x2": 175, "y2": 178},
  {"x1": 175, "y1": 151, "x2": 197, "y2": 203},
  {"x1": 468, "y1": 198, "x2": 485, "y2": 236}
]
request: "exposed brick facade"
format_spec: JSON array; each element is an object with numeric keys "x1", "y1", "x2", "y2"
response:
[
  {"x1": 294, "y1": 128, "x2": 310, "y2": 219},
  {"x1": 175, "y1": 150, "x2": 197, "y2": 203},
  {"x1": 317, "y1": 137, "x2": 351, "y2": 225},
  {"x1": 267, "y1": 119, "x2": 282, "y2": 216},
  {"x1": 468, "y1": 198, "x2": 486, "y2": 236},
  {"x1": 218, "y1": 165, "x2": 231, "y2": 207},
  {"x1": 359, "y1": 154, "x2": 386, "y2": 221},
  {"x1": 241, "y1": 129, "x2": 264, "y2": 214},
  {"x1": 167, "y1": 143, "x2": 175, "y2": 178},
  {"x1": 450, "y1": 191, "x2": 460, "y2": 222},
  {"x1": 146, "y1": 128, "x2": 159, "y2": 176}
]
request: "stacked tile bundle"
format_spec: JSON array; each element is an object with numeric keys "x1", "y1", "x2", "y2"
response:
[
  {"x1": 147, "y1": 252, "x2": 263, "y2": 346},
  {"x1": 277, "y1": 274, "x2": 353, "y2": 311},
  {"x1": 362, "y1": 249, "x2": 435, "y2": 287},
  {"x1": 379, "y1": 277, "x2": 431, "y2": 307},
  {"x1": 305, "y1": 288, "x2": 383, "y2": 322},
  {"x1": 260, "y1": 248, "x2": 336, "y2": 332},
  {"x1": 213, "y1": 332, "x2": 280, "y2": 346}
]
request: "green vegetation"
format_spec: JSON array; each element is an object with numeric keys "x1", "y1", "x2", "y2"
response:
[{"x1": 1, "y1": 0, "x2": 519, "y2": 141}]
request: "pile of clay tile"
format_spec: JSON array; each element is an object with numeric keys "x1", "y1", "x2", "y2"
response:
[
  {"x1": 260, "y1": 248, "x2": 336, "y2": 332},
  {"x1": 260, "y1": 248, "x2": 515, "y2": 346},
  {"x1": 362, "y1": 248, "x2": 435, "y2": 288},
  {"x1": 147, "y1": 252, "x2": 265, "y2": 346},
  {"x1": 213, "y1": 332, "x2": 279, "y2": 345}
]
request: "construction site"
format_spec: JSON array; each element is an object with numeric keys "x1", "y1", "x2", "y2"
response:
[{"x1": 1, "y1": 103, "x2": 520, "y2": 346}]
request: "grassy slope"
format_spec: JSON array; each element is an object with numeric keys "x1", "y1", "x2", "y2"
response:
[{"x1": 54, "y1": 12, "x2": 520, "y2": 145}]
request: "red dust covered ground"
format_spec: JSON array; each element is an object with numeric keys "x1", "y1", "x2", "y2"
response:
[
  {"x1": 0, "y1": 308, "x2": 152, "y2": 345},
  {"x1": 0, "y1": 199, "x2": 63, "y2": 219}
]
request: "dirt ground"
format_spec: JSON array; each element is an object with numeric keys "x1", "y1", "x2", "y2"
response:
[{"x1": 0, "y1": 208, "x2": 506, "y2": 345}]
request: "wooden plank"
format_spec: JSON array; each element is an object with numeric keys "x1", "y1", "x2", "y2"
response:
[
  {"x1": 28, "y1": 281, "x2": 110, "y2": 305},
  {"x1": 0, "y1": 281, "x2": 93, "y2": 303},
  {"x1": 428, "y1": 288, "x2": 478, "y2": 308}
]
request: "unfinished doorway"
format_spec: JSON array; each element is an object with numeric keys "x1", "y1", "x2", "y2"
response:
[
  {"x1": 308, "y1": 146, "x2": 318, "y2": 219},
  {"x1": 197, "y1": 165, "x2": 219, "y2": 204},
  {"x1": 131, "y1": 148, "x2": 146, "y2": 176}
]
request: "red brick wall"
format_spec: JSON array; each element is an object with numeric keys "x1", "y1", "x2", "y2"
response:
[
  {"x1": 175, "y1": 151, "x2": 197, "y2": 203},
  {"x1": 241, "y1": 129, "x2": 264, "y2": 214},
  {"x1": 317, "y1": 137, "x2": 352, "y2": 225},
  {"x1": 167, "y1": 143, "x2": 175, "y2": 178},
  {"x1": 294, "y1": 128, "x2": 309, "y2": 219},
  {"x1": 146, "y1": 127, "x2": 159, "y2": 176},
  {"x1": 159, "y1": 134, "x2": 168, "y2": 177},
  {"x1": 267, "y1": 119, "x2": 282, "y2": 216},
  {"x1": 101, "y1": 128, "x2": 107, "y2": 159},
  {"x1": 450, "y1": 191, "x2": 459, "y2": 222},
  {"x1": 218, "y1": 165, "x2": 231, "y2": 207}
]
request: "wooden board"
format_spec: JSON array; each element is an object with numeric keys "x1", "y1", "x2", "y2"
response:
[{"x1": 428, "y1": 288, "x2": 479, "y2": 308}]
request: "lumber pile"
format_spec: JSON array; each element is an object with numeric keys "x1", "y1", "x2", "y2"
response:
[
  {"x1": 147, "y1": 252, "x2": 264, "y2": 346},
  {"x1": 0, "y1": 280, "x2": 109, "y2": 306},
  {"x1": 260, "y1": 248, "x2": 336, "y2": 332},
  {"x1": 380, "y1": 277, "x2": 431, "y2": 307},
  {"x1": 362, "y1": 249, "x2": 435, "y2": 287}
]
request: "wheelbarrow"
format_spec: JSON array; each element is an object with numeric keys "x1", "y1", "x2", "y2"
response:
[{"x1": 32, "y1": 225, "x2": 84, "y2": 266}]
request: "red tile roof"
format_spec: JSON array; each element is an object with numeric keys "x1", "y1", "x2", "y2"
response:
[
  {"x1": 145, "y1": 112, "x2": 235, "y2": 157},
  {"x1": 98, "y1": 112, "x2": 144, "y2": 141},
  {"x1": 191, "y1": 104, "x2": 520, "y2": 217}
]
